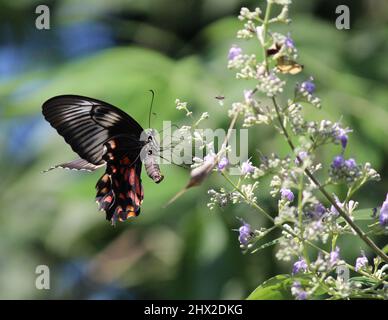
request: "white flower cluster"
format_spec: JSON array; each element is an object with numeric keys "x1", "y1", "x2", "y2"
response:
[{"x1": 256, "y1": 72, "x2": 286, "y2": 97}]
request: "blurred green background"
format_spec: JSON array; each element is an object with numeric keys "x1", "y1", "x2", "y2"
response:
[{"x1": 0, "y1": 0, "x2": 387, "y2": 299}]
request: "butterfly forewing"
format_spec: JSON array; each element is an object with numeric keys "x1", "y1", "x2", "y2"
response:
[{"x1": 42, "y1": 95, "x2": 144, "y2": 164}]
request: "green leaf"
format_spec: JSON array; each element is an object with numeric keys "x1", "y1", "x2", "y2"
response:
[
  {"x1": 247, "y1": 275, "x2": 294, "y2": 300},
  {"x1": 246, "y1": 274, "x2": 327, "y2": 300},
  {"x1": 349, "y1": 276, "x2": 378, "y2": 287},
  {"x1": 337, "y1": 208, "x2": 376, "y2": 224}
]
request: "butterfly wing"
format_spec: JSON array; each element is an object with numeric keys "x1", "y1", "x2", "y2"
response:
[
  {"x1": 42, "y1": 95, "x2": 146, "y2": 223},
  {"x1": 42, "y1": 95, "x2": 144, "y2": 165},
  {"x1": 42, "y1": 158, "x2": 105, "y2": 173},
  {"x1": 276, "y1": 57, "x2": 303, "y2": 75},
  {"x1": 96, "y1": 139, "x2": 144, "y2": 223}
]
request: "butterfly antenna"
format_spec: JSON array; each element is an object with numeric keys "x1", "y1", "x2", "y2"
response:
[{"x1": 148, "y1": 89, "x2": 155, "y2": 129}]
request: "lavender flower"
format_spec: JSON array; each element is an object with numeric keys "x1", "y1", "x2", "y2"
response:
[
  {"x1": 228, "y1": 45, "x2": 242, "y2": 61},
  {"x1": 336, "y1": 128, "x2": 348, "y2": 149},
  {"x1": 296, "y1": 77, "x2": 321, "y2": 108},
  {"x1": 292, "y1": 258, "x2": 308, "y2": 275},
  {"x1": 301, "y1": 78, "x2": 316, "y2": 94},
  {"x1": 218, "y1": 157, "x2": 229, "y2": 171},
  {"x1": 355, "y1": 253, "x2": 368, "y2": 272},
  {"x1": 237, "y1": 219, "x2": 252, "y2": 246},
  {"x1": 280, "y1": 188, "x2": 294, "y2": 202},
  {"x1": 345, "y1": 158, "x2": 357, "y2": 170},
  {"x1": 291, "y1": 282, "x2": 308, "y2": 300},
  {"x1": 295, "y1": 151, "x2": 308, "y2": 165},
  {"x1": 241, "y1": 159, "x2": 255, "y2": 175},
  {"x1": 284, "y1": 34, "x2": 295, "y2": 49},
  {"x1": 314, "y1": 203, "x2": 326, "y2": 217},
  {"x1": 379, "y1": 193, "x2": 388, "y2": 227},
  {"x1": 313, "y1": 203, "x2": 326, "y2": 218},
  {"x1": 332, "y1": 155, "x2": 345, "y2": 169},
  {"x1": 330, "y1": 156, "x2": 362, "y2": 184},
  {"x1": 329, "y1": 247, "x2": 341, "y2": 267}
]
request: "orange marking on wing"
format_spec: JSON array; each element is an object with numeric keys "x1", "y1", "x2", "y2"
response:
[
  {"x1": 126, "y1": 205, "x2": 135, "y2": 212},
  {"x1": 126, "y1": 211, "x2": 136, "y2": 218},
  {"x1": 100, "y1": 187, "x2": 109, "y2": 194}
]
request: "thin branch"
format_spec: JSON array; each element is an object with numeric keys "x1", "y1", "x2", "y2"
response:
[{"x1": 271, "y1": 96, "x2": 388, "y2": 263}]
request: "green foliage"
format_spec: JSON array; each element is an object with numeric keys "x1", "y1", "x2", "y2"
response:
[
  {"x1": 247, "y1": 274, "x2": 325, "y2": 300},
  {"x1": 0, "y1": 0, "x2": 387, "y2": 299}
]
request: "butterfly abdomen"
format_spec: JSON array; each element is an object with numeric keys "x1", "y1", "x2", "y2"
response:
[{"x1": 144, "y1": 157, "x2": 164, "y2": 184}]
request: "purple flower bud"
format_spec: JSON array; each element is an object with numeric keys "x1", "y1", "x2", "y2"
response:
[
  {"x1": 355, "y1": 253, "x2": 368, "y2": 272},
  {"x1": 329, "y1": 247, "x2": 340, "y2": 267},
  {"x1": 332, "y1": 155, "x2": 345, "y2": 169},
  {"x1": 217, "y1": 157, "x2": 229, "y2": 171},
  {"x1": 301, "y1": 78, "x2": 316, "y2": 94},
  {"x1": 291, "y1": 282, "x2": 307, "y2": 300},
  {"x1": 228, "y1": 45, "x2": 242, "y2": 61},
  {"x1": 280, "y1": 188, "x2": 294, "y2": 202},
  {"x1": 284, "y1": 35, "x2": 295, "y2": 49},
  {"x1": 295, "y1": 151, "x2": 308, "y2": 165},
  {"x1": 379, "y1": 193, "x2": 388, "y2": 227},
  {"x1": 314, "y1": 203, "x2": 326, "y2": 218},
  {"x1": 292, "y1": 258, "x2": 308, "y2": 275},
  {"x1": 337, "y1": 129, "x2": 348, "y2": 149},
  {"x1": 241, "y1": 160, "x2": 255, "y2": 175},
  {"x1": 237, "y1": 220, "x2": 252, "y2": 245},
  {"x1": 345, "y1": 158, "x2": 357, "y2": 170}
]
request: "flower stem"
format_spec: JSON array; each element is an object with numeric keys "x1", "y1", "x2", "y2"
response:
[{"x1": 271, "y1": 96, "x2": 388, "y2": 263}]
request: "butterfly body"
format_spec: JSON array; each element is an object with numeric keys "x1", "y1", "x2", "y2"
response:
[{"x1": 42, "y1": 95, "x2": 163, "y2": 224}]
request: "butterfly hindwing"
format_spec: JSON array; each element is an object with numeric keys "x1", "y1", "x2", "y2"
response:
[
  {"x1": 276, "y1": 57, "x2": 303, "y2": 75},
  {"x1": 42, "y1": 158, "x2": 105, "y2": 173},
  {"x1": 95, "y1": 139, "x2": 144, "y2": 224}
]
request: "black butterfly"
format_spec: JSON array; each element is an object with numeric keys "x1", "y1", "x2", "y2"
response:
[{"x1": 42, "y1": 95, "x2": 164, "y2": 224}]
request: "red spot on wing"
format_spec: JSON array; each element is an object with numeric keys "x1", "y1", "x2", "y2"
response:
[{"x1": 95, "y1": 139, "x2": 144, "y2": 223}]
